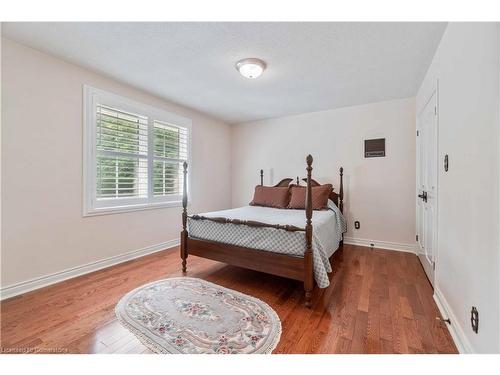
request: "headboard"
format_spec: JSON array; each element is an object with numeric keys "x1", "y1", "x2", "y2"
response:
[{"x1": 258, "y1": 167, "x2": 344, "y2": 213}]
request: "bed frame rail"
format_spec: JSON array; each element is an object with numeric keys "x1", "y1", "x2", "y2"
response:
[{"x1": 189, "y1": 215, "x2": 306, "y2": 232}]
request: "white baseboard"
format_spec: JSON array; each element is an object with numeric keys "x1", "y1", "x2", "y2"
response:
[
  {"x1": 343, "y1": 236, "x2": 416, "y2": 253},
  {"x1": 433, "y1": 288, "x2": 473, "y2": 353},
  {"x1": 0, "y1": 239, "x2": 180, "y2": 301}
]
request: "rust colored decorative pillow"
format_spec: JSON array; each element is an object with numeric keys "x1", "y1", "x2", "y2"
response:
[
  {"x1": 288, "y1": 184, "x2": 333, "y2": 210},
  {"x1": 250, "y1": 186, "x2": 291, "y2": 208}
]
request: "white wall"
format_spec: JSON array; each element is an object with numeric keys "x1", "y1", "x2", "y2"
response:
[
  {"x1": 417, "y1": 23, "x2": 500, "y2": 353},
  {"x1": 1, "y1": 38, "x2": 232, "y2": 289},
  {"x1": 0, "y1": 29, "x2": 3, "y2": 284},
  {"x1": 231, "y1": 98, "x2": 416, "y2": 249},
  {"x1": 498, "y1": 25, "x2": 500, "y2": 353}
]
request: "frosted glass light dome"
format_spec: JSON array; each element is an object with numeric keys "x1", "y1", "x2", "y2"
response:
[{"x1": 235, "y1": 58, "x2": 267, "y2": 79}]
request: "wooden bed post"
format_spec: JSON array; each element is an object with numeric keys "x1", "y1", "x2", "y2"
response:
[
  {"x1": 304, "y1": 154, "x2": 314, "y2": 308},
  {"x1": 260, "y1": 169, "x2": 264, "y2": 186},
  {"x1": 181, "y1": 161, "x2": 188, "y2": 273},
  {"x1": 339, "y1": 167, "x2": 344, "y2": 213}
]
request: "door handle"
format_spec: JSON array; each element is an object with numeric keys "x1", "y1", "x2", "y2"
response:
[{"x1": 418, "y1": 191, "x2": 428, "y2": 202}]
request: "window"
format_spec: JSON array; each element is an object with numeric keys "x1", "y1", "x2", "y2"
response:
[
  {"x1": 84, "y1": 86, "x2": 191, "y2": 216},
  {"x1": 152, "y1": 121, "x2": 189, "y2": 197}
]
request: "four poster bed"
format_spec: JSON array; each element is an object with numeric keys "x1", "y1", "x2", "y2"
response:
[{"x1": 180, "y1": 155, "x2": 345, "y2": 307}]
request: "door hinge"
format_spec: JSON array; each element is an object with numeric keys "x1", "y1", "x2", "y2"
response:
[
  {"x1": 433, "y1": 261, "x2": 436, "y2": 270},
  {"x1": 416, "y1": 130, "x2": 419, "y2": 136},
  {"x1": 416, "y1": 234, "x2": 419, "y2": 242},
  {"x1": 434, "y1": 106, "x2": 437, "y2": 115}
]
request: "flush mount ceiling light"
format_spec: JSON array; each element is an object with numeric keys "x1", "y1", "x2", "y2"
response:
[{"x1": 235, "y1": 58, "x2": 267, "y2": 79}]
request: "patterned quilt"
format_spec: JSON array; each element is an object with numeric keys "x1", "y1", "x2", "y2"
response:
[{"x1": 187, "y1": 201, "x2": 347, "y2": 288}]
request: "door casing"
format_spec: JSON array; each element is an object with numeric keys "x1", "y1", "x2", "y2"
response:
[{"x1": 416, "y1": 82, "x2": 439, "y2": 288}]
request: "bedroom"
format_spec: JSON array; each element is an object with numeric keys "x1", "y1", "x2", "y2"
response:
[{"x1": 1, "y1": 0, "x2": 500, "y2": 371}]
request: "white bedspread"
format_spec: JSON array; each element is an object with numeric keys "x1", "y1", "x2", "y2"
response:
[{"x1": 187, "y1": 200, "x2": 346, "y2": 288}]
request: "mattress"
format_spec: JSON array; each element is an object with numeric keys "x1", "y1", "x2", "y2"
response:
[{"x1": 187, "y1": 200, "x2": 347, "y2": 288}]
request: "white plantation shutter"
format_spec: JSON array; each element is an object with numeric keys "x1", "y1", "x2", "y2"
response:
[
  {"x1": 84, "y1": 86, "x2": 191, "y2": 215},
  {"x1": 153, "y1": 121, "x2": 189, "y2": 197},
  {"x1": 96, "y1": 105, "x2": 148, "y2": 200}
]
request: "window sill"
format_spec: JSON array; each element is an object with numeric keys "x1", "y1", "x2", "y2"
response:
[{"x1": 83, "y1": 200, "x2": 188, "y2": 217}]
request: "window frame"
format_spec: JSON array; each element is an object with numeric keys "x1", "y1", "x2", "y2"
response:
[{"x1": 83, "y1": 85, "x2": 192, "y2": 217}]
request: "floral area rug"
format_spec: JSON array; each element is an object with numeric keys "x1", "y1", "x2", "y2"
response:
[{"x1": 115, "y1": 277, "x2": 281, "y2": 354}]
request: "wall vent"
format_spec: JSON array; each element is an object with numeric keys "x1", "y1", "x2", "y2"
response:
[{"x1": 365, "y1": 138, "x2": 386, "y2": 158}]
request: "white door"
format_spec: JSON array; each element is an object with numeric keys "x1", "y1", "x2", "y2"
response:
[{"x1": 416, "y1": 90, "x2": 438, "y2": 287}]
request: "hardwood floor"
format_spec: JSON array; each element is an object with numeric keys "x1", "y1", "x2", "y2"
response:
[{"x1": 0, "y1": 244, "x2": 457, "y2": 354}]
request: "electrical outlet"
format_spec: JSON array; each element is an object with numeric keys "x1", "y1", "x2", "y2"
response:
[
  {"x1": 354, "y1": 221, "x2": 360, "y2": 229},
  {"x1": 471, "y1": 306, "x2": 479, "y2": 333}
]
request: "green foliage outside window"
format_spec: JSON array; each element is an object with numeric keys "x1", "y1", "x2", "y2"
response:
[{"x1": 95, "y1": 105, "x2": 186, "y2": 200}]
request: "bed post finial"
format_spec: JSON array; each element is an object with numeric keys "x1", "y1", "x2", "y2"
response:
[
  {"x1": 339, "y1": 167, "x2": 344, "y2": 213},
  {"x1": 304, "y1": 154, "x2": 314, "y2": 308},
  {"x1": 181, "y1": 161, "x2": 188, "y2": 273},
  {"x1": 260, "y1": 169, "x2": 264, "y2": 186}
]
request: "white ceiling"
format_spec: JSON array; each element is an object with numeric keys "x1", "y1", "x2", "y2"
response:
[{"x1": 2, "y1": 22, "x2": 446, "y2": 124}]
